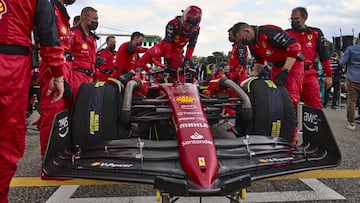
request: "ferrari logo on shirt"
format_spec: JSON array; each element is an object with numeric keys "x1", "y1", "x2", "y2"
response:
[
  {"x1": 174, "y1": 35, "x2": 180, "y2": 43},
  {"x1": 262, "y1": 41, "x2": 267, "y2": 48},
  {"x1": 82, "y1": 43, "x2": 88, "y2": 50},
  {"x1": 307, "y1": 34, "x2": 313, "y2": 40},
  {"x1": 0, "y1": 0, "x2": 8, "y2": 19}
]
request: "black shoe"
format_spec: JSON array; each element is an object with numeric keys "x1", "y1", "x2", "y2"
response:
[
  {"x1": 355, "y1": 117, "x2": 360, "y2": 123},
  {"x1": 331, "y1": 106, "x2": 338, "y2": 109}
]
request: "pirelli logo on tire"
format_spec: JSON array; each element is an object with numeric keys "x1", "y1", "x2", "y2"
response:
[{"x1": 89, "y1": 111, "x2": 100, "y2": 135}]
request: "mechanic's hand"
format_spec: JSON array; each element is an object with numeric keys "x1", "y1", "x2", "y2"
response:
[
  {"x1": 274, "y1": 69, "x2": 288, "y2": 86},
  {"x1": 325, "y1": 77, "x2": 333, "y2": 89},
  {"x1": 47, "y1": 76, "x2": 65, "y2": 103},
  {"x1": 183, "y1": 58, "x2": 190, "y2": 69},
  {"x1": 165, "y1": 65, "x2": 175, "y2": 73}
]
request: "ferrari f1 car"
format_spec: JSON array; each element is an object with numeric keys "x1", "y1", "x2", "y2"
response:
[{"x1": 43, "y1": 69, "x2": 341, "y2": 202}]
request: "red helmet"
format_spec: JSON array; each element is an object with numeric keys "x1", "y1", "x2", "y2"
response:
[{"x1": 181, "y1": 5, "x2": 202, "y2": 34}]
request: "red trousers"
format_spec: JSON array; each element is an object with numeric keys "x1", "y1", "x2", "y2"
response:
[
  {"x1": 0, "y1": 53, "x2": 31, "y2": 202},
  {"x1": 38, "y1": 62, "x2": 71, "y2": 158}
]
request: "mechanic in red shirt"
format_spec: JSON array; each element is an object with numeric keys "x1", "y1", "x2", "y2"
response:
[
  {"x1": 113, "y1": 31, "x2": 147, "y2": 78},
  {"x1": 137, "y1": 5, "x2": 202, "y2": 72},
  {"x1": 0, "y1": 0, "x2": 65, "y2": 201},
  {"x1": 94, "y1": 35, "x2": 117, "y2": 81},
  {"x1": 286, "y1": 7, "x2": 332, "y2": 109},
  {"x1": 228, "y1": 26, "x2": 249, "y2": 85},
  {"x1": 68, "y1": 6, "x2": 99, "y2": 98},
  {"x1": 37, "y1": 0, "x2": 75, "y2": 180},
  {"x1": 232, "y1": 22, "x2": 304, "y2": 107}
]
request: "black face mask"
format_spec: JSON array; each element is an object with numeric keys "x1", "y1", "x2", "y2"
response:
[
  {"x1": 224, "y1": 72, "x2": 230, "y2": 78},
  {"x1": 241, "y1": 39, "x2": 253, "y2": 45},
  {"x1": 137, "y1": 42, "x2": 142, "y2": 46},
  {"x1": 109, "y1": 44, "x2": 116, "y2": 51},
  {"x1": 64, "y1": 0, "x2": 76, "y2": 5},
  {"x1": 88, "y1": 21, "x2": 98, "y2": 30},
  {"x1": 228, "y1": 36, "x2": 235, "y2": 43},
  {"x1": 291, "y1": 21, "x2": 301, "y2": 30}
]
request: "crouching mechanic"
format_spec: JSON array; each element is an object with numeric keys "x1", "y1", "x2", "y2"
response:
[
  {"x1": 232, "y1": 22, "x2": 304, "y2": 144},
  {"x1": 137, "y1": 5, "x2": 202, "y2": 75}
]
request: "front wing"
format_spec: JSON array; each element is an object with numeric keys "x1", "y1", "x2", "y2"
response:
[{"x1": 43, "y1": 106, "x2": 341, "y2": 196}]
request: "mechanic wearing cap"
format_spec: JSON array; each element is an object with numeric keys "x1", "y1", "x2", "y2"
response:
[
  {"x1": 68, "y1": 6, "x2": 99, "y2": 98},
  {"x1": 137, "y1": 5, "x2": 202, "y2": 73},
  {"x1": 37, "y1": 0, "x2": 76, "y2": 180},
  {"x1": 0, "y1": 0, "x2": 65, "y2": 200},
  {"x1": 286, "y1": 6, "x2": 332, "y2": 109}
]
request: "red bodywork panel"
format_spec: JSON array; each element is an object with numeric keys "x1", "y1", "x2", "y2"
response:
[{"x1": 160, "y1": 83, "x2": 219, "y2": 188}]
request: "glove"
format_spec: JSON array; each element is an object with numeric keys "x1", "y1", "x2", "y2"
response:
[
  {"x1": 183, "y1": 58, "x2": 190, "y2": 68},
  {"x1": 165, "y1": 65, "x2": 175, "y2": 73},
  {"x1": 164, "y1": 58, "x2": 174, "y2": 73},
  {"x1": 62, "y1": 80, "x2": 72, "y2": 100},
  {"x1": 274, "y1": 69, "x2": 288, "y2": 86},
  {"x1": 95, "y1": 56, "x2": 105, "y2": 68}
]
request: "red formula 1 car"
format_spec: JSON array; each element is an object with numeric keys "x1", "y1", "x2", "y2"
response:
[{"x1": 43, "y1": 68, "x2": 341, "y2": 202}]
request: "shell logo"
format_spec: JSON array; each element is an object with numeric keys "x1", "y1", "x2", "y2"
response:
[
  {"x1": 91, "y1": 162, "x2": 101, "y2": 167},
  {"x1": 81, "y1": 43, "x2": 88, "y2": 50},
  {"x1": 0, "y1": 0, "x2": 8, "y2": 19},
  {"x1": 175, "y1": 96, "x2": 196, "y2": 103},
  {"x1": 60, "y1": 27, "x2": 67, "y2": 35}
]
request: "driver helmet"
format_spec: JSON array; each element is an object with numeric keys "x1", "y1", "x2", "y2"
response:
[{"x1": 181, "y1": 5, "x2": 202, "y2": 34}]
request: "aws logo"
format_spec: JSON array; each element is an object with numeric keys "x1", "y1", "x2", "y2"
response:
[
  {"x1": 0, "y1": 0, "x2": 8, "y2": 19},
  {"x1": 175, "y1": 96, "x2": 196, "y2": 103}
]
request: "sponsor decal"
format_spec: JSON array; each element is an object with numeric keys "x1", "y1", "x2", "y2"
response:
[
  {"x1": 190, "y1": 132, "x2": 203, "y2": 140},
  {"x1": 307, "y1": 34, "x2": 313, "y2": 40},
  {"x1": 259, "y1": 157, "x2": 294, "y2": 163},
  {"x1": 58, "y1": 116, "x2": 69, "y2": 138},
  {"x1": 89, "y1": 111, "x2": 100, "y2": 135},
  {"x1": 175, "y1": 96, "x2": 196, "y2": 103},
  {"x1": 198, "y1": 157, "x2": 206, "y2": 167},
  {"x1": 265, "y1": 49, "x2": 273, "y2": 56},
  {"x1": 81, "y1": 43, "x2": 88, "y2": 50},
  {"x1": 179, "y1": 123, "x2": 209, "y2": 129},
  {"x1": 95, "y1": 81, "x2": 105, "y2": 87},
  {"x1": 262, "y1": 41, "x2": 267, "y2": 48},
  {"x1": 306, "y1": 41, "x2": 313, "y2": 48},
  {"x1": 181, "y1": 132, "x2": 213, "y2": 147},
  {"x1": 180, "y1": 104, "x2": 196, "y2": 109},
  {"x1": 303, "y1": 111, "x2": 320, "y2": 133},
  {"x1": 0, "y1": 0, "x2": 7, "y2": 19},
  {"x1": 91, "y1": 162, "x2": 133, "y2": 168},
  {"x1": 60, "y1": 26, "x2": 67, "y2": 35},
  {"x1": 178, "y1": 117, "x2": 195, "y2": 121},
  {"x1": 177, "y1": 111, "x2": 203, "y2": 116}
]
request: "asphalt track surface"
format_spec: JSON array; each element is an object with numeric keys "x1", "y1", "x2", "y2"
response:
[{"x1": 9, "y1": 105, "x2": 360, "y2": 203}]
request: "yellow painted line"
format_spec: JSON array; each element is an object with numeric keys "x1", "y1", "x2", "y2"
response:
[
  {"x1": 268, "y1": 169, "x2": 360, "y2": 180},
  {"x1": 10, "y1": 169, "x2": 360, "y2": 187},
  {"x1": 10, "y1": 177, "x2": 124, "y2": 187}
]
